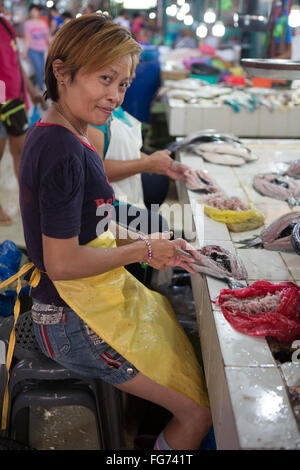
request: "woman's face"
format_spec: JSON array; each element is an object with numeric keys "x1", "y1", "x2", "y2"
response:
[
  {"x1": 60, "y1": 55, "x2": 132, "y2": 127},
  {"x1": 30, "y1": 7, "x2": 40, "y2": 19}
]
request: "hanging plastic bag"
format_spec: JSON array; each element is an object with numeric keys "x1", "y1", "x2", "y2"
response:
[
  {"x1": 204, "y1": 205, "x2": 265, "y2": 232},
  {"x1": 216, "y1": 280, "x2": 300, "y2": 343},
  {"x1": 0, "y1": 240, "x2": 22, "y2": 280},
  {"x1": 0, "y1": 240, "x2": 24, "y2": 317}
]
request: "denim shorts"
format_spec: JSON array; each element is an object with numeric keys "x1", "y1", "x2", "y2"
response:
[
  {"x1": 31, "y1": 300, "x2": 139, "y2": 385},
  {"x1": 0, "y1": 120, "x2": 7, "y2": 139}
]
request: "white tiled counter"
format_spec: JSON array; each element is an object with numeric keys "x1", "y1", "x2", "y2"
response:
[
  {"x1": 176, "y1": 139, "x2": 300, "y2": 450},
  {"x1": 166, "y1": 99, "x2": 300, "y2": 138}
]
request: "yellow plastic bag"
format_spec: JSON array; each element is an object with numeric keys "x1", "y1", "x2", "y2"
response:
[
  {"x1": 204, "y1": 205, "x2": 265, "y2": 232},
  {"x1": 54, "y1": 231, "x2": 209, "y2": 409}
]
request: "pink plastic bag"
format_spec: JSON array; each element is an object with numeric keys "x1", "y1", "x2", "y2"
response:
[{"x1": 216, "y1": 281, "x2": 300, "y2": 343}]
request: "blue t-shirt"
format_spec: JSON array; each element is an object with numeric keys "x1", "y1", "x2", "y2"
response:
[{"x1": 19, "y1": 121, "x2": 115, "y2": 306}]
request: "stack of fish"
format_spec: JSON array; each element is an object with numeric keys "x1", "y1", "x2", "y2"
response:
[
  {"x1": 238, "y1": 212, "x2": 300, "y2": 252},
  {"x1": 253, "y1": 173, "x2": 300, "y2": 206},
  {"x1": 175, "y1": 130, "x2": 258, "y2": 166}
]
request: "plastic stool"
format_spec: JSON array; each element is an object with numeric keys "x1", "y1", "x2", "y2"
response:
[{"x1": 0, "y1": 312, "x2": 124, "y2": 450}]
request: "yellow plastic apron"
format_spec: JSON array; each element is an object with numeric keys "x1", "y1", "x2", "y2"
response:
[{"x1": 0, "y1": 230, "x2": 209, "y2": 430}]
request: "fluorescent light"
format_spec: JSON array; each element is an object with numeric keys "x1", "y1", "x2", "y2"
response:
[
  {"x1": 149, "y1": 12, "x2": 156, "y2": 19},
  {"x1": 184, "y1": 14, "x2": 193, "y2": 26},
  {"x1": 180, "y1": 3, "x2": 190, "y2": 14},
  {"x1": 177, "y1": 0, "x2": 185, "y2": 5},
  {"x1": 123, "y1": 0, "x2": 157, "y2": 8},
  {"x1": 166, "y1": 4, "x2": 177, "y2": 17},
  {"x1": 204, "y1": 8, "x2": 216, "y2": 24},
  {"x1": 288, "y1": 5, "x2": 300, "y2": 28},
  {"x1": 212, "y1": 20, "x2": 225, "y2": 37},
  {"x1": 196, "y1": 22, "x2": 208, "y2": 38}
]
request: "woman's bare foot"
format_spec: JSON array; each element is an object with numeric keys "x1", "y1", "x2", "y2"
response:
[{"x1": 0, "y1": 205, "x2": 13, "y2": 225}]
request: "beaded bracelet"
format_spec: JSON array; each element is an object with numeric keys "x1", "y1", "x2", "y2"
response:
[{"x1": 138, "y1": 235, "x2": 152, "y2": 269}]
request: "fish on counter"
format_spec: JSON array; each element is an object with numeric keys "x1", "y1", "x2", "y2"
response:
[
  {"x1": 175, "y1": 130, "x2": 258, "y2": 166},
  {"x1": 184, "y1": 167, "x2": 224, "y2": 193},
  {"x1": 253, "y1": 173, "x2": 300, "y2": 204},
  {"x1": 285, "y1": 159, "x2": 300, "y2": 179},
  {"x1": 237, "y1": 211, "x2": 300, "y2": 252},
  {"x1": 177, "y1": 244, "x2": 247, "y2": 289},
  {"x1": 292, "y1": 222, "x2": 300, "y2": 255}
]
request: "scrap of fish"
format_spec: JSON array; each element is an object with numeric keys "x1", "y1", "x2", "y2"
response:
[
  {"x1": 177, "y1": 131, "x2": 258, "y2": 166},
  {"x1": 238, "y1": 211, "x2": 300, "y2": 252},
  {"x1": 253, "y1": 173, "x2": 300, "y2": 201},
  {"x1": 198, "y1": 192, "x2": 249, "y2": 211},
  {"x1": 181, "y1": 244, "x2": 248, "y2": 281}
]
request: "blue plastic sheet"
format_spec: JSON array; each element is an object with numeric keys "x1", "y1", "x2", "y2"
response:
[{"x1": 0, "y1": 240, "x2": 27, "y2": 317}]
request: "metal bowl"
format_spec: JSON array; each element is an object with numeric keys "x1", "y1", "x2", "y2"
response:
[{"x1": 241, "y1": 59, "x2": 300, "y2": 80}]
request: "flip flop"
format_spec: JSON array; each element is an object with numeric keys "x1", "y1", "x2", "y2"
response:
[{"x1": 0, "y1": 208, "x2": 13, "y2": 226}]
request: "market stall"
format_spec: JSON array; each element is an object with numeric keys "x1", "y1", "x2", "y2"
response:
[{"x1": 175, "y1": 137, "x2": 300, "y2": 449}]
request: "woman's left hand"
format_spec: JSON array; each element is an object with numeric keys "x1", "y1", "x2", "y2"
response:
[{"x1": 167, "y1": 239, "x2": 201, "y2": 274}]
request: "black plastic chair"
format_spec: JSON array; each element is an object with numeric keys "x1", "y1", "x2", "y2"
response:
[{"x1": 0, "y1": 311, "x2": 124, "y2": 449}]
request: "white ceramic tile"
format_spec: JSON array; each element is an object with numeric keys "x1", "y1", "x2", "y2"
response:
[
  {"x1": 230, "y1": 227, "x2": 262, "y2": 244},
  {"x1": 236, "y1": 248, "x2": 293, "y2": 281},
  {"x1": 280, "y1": 251, "x2": 300, "y2": 280},
  {"x1": 225, "y1": 367, "x2": 300, "y2": 449},
  {"x1": 258, "y1": 108, "x2": 289, "y2": 138},
  {"x1": 280, "y1": 362, "x2": 300, "y2": 387},
  {"x1": 213, "y1": 311, "x2": 276, "y2": 367},
  {"x1": 231, "y1": 108, "x2": 259, "y2": 137},
  {"x1": 254, "y1": 203, "x2": 292, "y2": 225}
]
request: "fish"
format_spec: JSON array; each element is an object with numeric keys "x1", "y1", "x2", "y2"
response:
[
  {"x1": 237, "y1": 211, "x2": 300, "y2": 251},
  {"x1": 198, "y1": 192, "x2": 249, "y2": 211},
  {"x1": 184, "y1": 167, "x2": 224, "y2": 193},
  {"x1": 177, "y1": 245, "x2": 247, "y2": 289},
  {"x1": 176, "y1": 131, "x2": 258, "y2": 166},
  {"x1": 285, "y1": 159, "x2": 300, "y2": 179},
  {"x1": 191, "y1": 149, "x2": 246, "y2": 166},
  {"x1": 253, "y1": 173, "x2": 300, "y2": 202},
  {"x1": 291, "y1": 222, "x2": 300, "y2": 255},
  {"x1": 192, "y1": 141, "x2": 254, "y2": 161}
]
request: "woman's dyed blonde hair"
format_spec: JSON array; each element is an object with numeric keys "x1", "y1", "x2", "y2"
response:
[{"x1": 44, "y1": 14, "x2": 141, "y2": 101}]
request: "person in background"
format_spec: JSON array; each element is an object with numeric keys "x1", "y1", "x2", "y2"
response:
[
  {"x1": 49, "y1": 6, "x2": 63, "y2": 37},
  {"x1": 131, "y1": 12, "x2": 145, "y2": 39},
  {"x1": 19, "y1": 15, "x2": 211, "y2": 450},
  {"x1": 88, "y1": 106, "x2": 187, "y2": 285},
  {"x1": 23, "y1": 4, "x2": 50, "y2": 92},
  {"x1": 174, "y1": 28, "x2": 197, "y2": 49},
  {"x1": 83, "y1": 4, "x2": 95, "y2": 15},
  {"x1": 114, "y1": 9, "x2": 130, "y2": 29},
  {"x1": 0, "y1": 13, "x2": 43, "y2": 225},
  {"x1": 61, "y1": 11, "x2": 73, "y2": 24}
]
